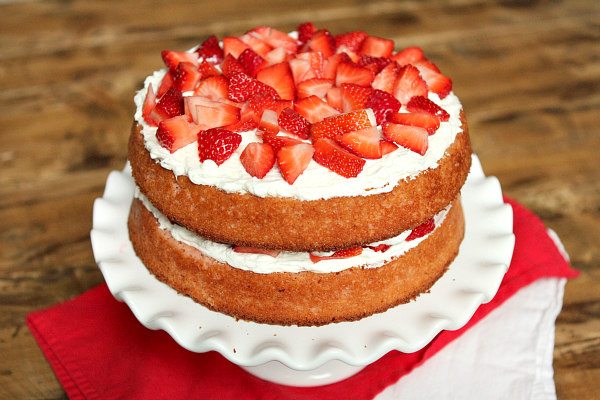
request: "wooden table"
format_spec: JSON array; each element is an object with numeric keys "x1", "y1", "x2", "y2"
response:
[{"x1": 1, "y1": 0, "x2": 598, "y2": 398}]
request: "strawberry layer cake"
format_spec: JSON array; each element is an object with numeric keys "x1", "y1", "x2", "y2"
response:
[{"x1": 128, "y1": 23, "x2": 472, "y2": 325}]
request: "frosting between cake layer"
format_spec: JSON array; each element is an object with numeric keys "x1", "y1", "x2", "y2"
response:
[
  {"x1": 134, "y1": 187, "x2": 449, "y2": 274},
  {"x1": 133, "y1": 68, "x2": 464, "y2": 201}
]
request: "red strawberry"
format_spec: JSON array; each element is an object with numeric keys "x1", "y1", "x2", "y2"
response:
[
  {"x1": 360, "y1": 35, "x2": 394, "y2": 58},
  {"x1": 156, "y1": 115, "x2": 200, "y2": 153},
  {"x1": 198, "y1": 60, "x2": 220, "y2": 79},
  {"x1": 237, "y1": 48, "x2": 265, "y2": 77},
  {"x1": 228, "y1": 72, "x2": 279, "y2": 103},
  {"x1": 364, "y1": 89, "x2": 401, "y2": 124},
  {"x1": 298, "y1": 22, "x2": 317, "y2": 45},
  {"x1": 390, "y1": 112, "x2": 440, "y2": 134},
  {"x1": 278, "y1": 108, "x2": 311, "y2": 139},
  {"x1": 172, "y1": 62, "x2": 201, "y2": 92},
  {"x1": 358, "y1": 55, "x2": 392, "y2": 74},
  {"x1": 277, "y1": 143, "x2": 315, "y2": 184},
  {"x1": 161, "y1": 50, "x2": 198, "y2": 71},
  {"x1": 249, "y1": 26, "x2": 298, "y2": 54},
  {"x1": 411, "y1": 59, "x2": 441, "y2": 73},
  {"x1": 157, "y1": 72, "x2": 173, "y2": 97},
  {"x1": 380, "y1": 140, "x2": 398, "y2": 155},
  {"x1": 233, "y1": 246, "x2": 280, "y2": 257},
  {"x1": 335, "y1": 31, "x2": 368, "y2": 53},
  {"x1": 197, "y1": 128, "x2": 242, "y2": 165},
  {"x1": 294, "y1": 95, "x2": 340, "y2": 124},
  {"x1": 222, "y1": 37, "x2": 249, "y2": 58},
  {"x1": 307, "y1": 29, "x2": 336, "y2": 57},
  {"x1": 221, "y1": 55, "x2": 247, "y2": 78},
  {"x1": 406, "y1": 96, "x2": 450, "y2": 121},
  {"x1": 337, "y1": 126, "x2": 382, "y2": 159},
  {"x1": 372, "y1": 63, "x2": 399, "y2": 94},
  {"x1": 142, "y1": 84, "x2": 157, "y2": 126},
  {"x1": 413, "y1": 61, "x2": 452, "y2": 99},
  {"x1": 313, "y1": 138, "x2": 366, "y2": 178},
  {"x1": 258, "y1": 109, "x2": 279, "y2": 134},
  {"x1": 225, "y1": 118, "x2": 258, "y2": 133},
  {"x1": 382, "y1": 122, "x2": 429, "y2": 155},
  {"x1": 406, "y1": 218, "x2": 435, "y2": 241},
  {"x1": 195, "y1": 35, "x2": 224, "y2": 61},
  {"x1": 340, "y1": 83, "x2": 374, "y2": 112},
  {"x1": 335, "y1": 62, "x2": 374, "y2": 87},
  {"x1": 322, "y1": 52, "x2": 351, "y2": 80},
  {"x1": 186, "y1": 97, "x2": 240, "y2": 128},
  {"x1": 260, "y1": 131, "x2": 302, "y2": 153},
  {"x1": 326, "y1": 87, "x2": 343, "y2": 111},
  {"x1": 194, "y1": 75, "x2": 229, "y2": 100},
  {"x1": 309, "y1": 247, "x2": 363, "y2": 263},
  {"x1": 239, "y1": 33, "x2": 273, "y2": 57},
  {"x1": 391, "y1": 46, "x2": 424, "y2": 66},
  {"x1": 311, "y1": 108, "x2": 376, "y2": 141},
  {"x1": 393, "y1": 64, "x2": 428, "y2": 105},
  {"x1": 367, "y1": 244, "x2": 391, "y2": 252},
  {"x1": 263, "y1": 47, "x2": 288, "y2": 66},
  {"x1": 150, "y1": 87, "x2": 184, "y2": 123},
  {"x1": 240, "y1": 142, "x2": 276, "y2": 178},
  {"x1": 247, "y1": 92, "x2": 291, "y2": 120},
  {"x1": 256, "y1": 62, "x2": 295, "y2": 100},
  {"x1": 296, "y1": 78, "x2": 334, "y2": 99},
  {"x1": 295, "y1": 51, "x2": 325, "y2": 78}
]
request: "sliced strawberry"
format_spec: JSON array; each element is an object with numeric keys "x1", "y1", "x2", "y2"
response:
[
  {"x1": 411, "y1": 58, "x2": 441, "y2": 73},
  {"x1": 297, "y1": 22, "x2": 317, "y2": 45},
  {"x1": 307, "y1": 29, "x2": 335, "y2": 57},
  {"x1": 326, "y1": 87, "x2": 343, "y2": 111},
  {"x1": 367, "y1": 244, "x2": 391, "y2": 252},
  {"x1": 311, "y1": 108, "x2": 376, "y2": 141},
  {"x1": 382, "y1": 122, "x2": 428, "y2": 155},
  {"x1": 372, "y1": 63, "x2": 399, "y2": 94},
  {"x1": 406, "y1": 218, "x2": 435, "y2": 241},
  {"x1": 335, "y1": 62, "x2": 374, "y2": 87},
  {"x1": 336, "y1": 126, "x2": 382, "y2": 159},
  {"x1": 194, "y1": 75, "x2": 229, "y2": 100},
  {"x1": 340, "y1": 83, "x2": 374, "y2": 112},
  {"x1": 260, "y1": 131, "x2": 302, "y2": 153},
  {"x1": 156, "y1": 115, "x2": 200, "y2": 153},
  {"x1": 289, "y1": 59, "x2": 315, "y2": 84},
  {"x1": 360, "y1": 35, "x2": 394, "y2": 58},
  {"x1": 364, "y1": 89, "x2": 401, "y2": 124},
  {"x1": 380, "y1": 139, "x2": 398, "y2": 155},
  {"x1": 256, "y1": 62, "x2": 295, "y2": 100},
  {"x1": 233, "y1": 246, "x2": 280, "y2": 257},
  {"x1": 150, "y1": 87, "x2": 184, "y2": 123},
  {"x1": 296, "y1": 78, "x2": 334, "y2": 99},
  {"x1": 391, "y1": 46, "x2": 424, "y2": 66},
  {"x1": 258, "y1": 109, "x2": 279, "y2": 134},
  {"x1": 157, "y1": 72, "x2": 174, "y2": 97},
  {"x1": 161, "y1": 50, "x2": 198, "y2": 71},
  {"x1": 247, "y1": 92, "x2": 291, "y2": 120},
  {"x1": 294, "y1": 95, "x2": 340, "y2": 124},
  {"x1": 263, "y1": 47, "x2": 288, "y2": 66},
  {"x1": 187, "y1": 97, "x2": 240, "y2": 128},
  {"x1": 239, "y1": 33, "x2": 273, "y2": 57},
  {"x1": 335, "y1": 31, "x2": 368, "y2": 53},
  {"x1": 198, "y1": 60, "x2": 220, "y2": 79},
  {"x1": 197, "y1": 128, "x2": 242, "y2": 165},
  {"x1": 222, "y1": 37, "x2": 249, "y2": 58},
  {"x1": 295, "y1": 51, "x2": 325, "y2": 78},
  {"x1": 228, "y1": 72, "x2": 279, "y2": 103},
  {"x1": 221, "y1": 54, "x2": 247, "y2": 78},
  {"x1": 224, "y1": 118, "x2": 258, "y2": 133},
  {"x1": 393, "y1": 64, "x2": 427, "y2": 105},
  {"x1": 309, "y1": 247, "x2": 363, "y2": 263},
  {"x1": 249, "y1": 26, "x2": 298, "y2": 53},
  {"x1": 277, "y1": 143, "x2": 315, "y2": 184},
  {"x1": 358, "y1": 55, "x2": 391, "y2": 74},
  {"x1": 195, "y1": 35, "x2": 224, "y2": 61},
  {"x1": 406, "y1": 96, "x2": 450, "y2": 121},
  {"x1": 322, "y1": 52, "x2": 351, "y2": 80},
  {"x1": 142, "y1": 84, "x2": 157, "y2": 126},
  {"x1": 390, "y1": 112, "x2": 440, "y2": 134},
  {"x1": 172, "y1": 61, "x2": 201, "y2": 92},
  {"x1": 413, "y1": 62, "x2": 452, "y2": 99},
  {"x1": 278, "y1": 108, "x2": 311, "y2": 139},
  {"x1": 237, "y1": 48, "x2": 265, "y2": 77},
  {"x1": 313, "y1": 138, "x2": 366, "y2": 178},
  {"x1": 240, "y1": 142, "x2": 276, "y2": 179}
]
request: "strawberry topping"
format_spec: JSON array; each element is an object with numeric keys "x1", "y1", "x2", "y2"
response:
[
  {"x1": 240, "y1": 142, "x2": 276, "y2": 178},
  {"x1": 364, "y1": 89, "x2": 401, "y2": 124},
  {"x1": 407, "y1": 96, "x2": 450, "y2": 121},
  {"x1": 196, "y1": 35, "x2": 224, "y2": 61},
  {"x1": 406, "y1": 218, "x2": 435, "y2": 241},
  {"x1": 382, "y1": 122, "x2": 429, "y2": 155},
  {"x1": 277, "y1": 143, "x2": 315, "y2": 184},
  {"x1": 310, "y1": 247, "x2": 363, "y2": 263},
  {"x1": 313, "y1": 138, "x2": 366, "y2": 178},
  {"x1": 156, "y1": 115, "x2": 200, "y2": 153},
  {"x1": 197, "y1": 128, "x2": 242, "y2": 165},
  {"x1": 278, "y1": 108, "x2": 311, "y2": 139}
]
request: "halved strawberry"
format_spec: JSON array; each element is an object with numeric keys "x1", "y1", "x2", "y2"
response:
[
  {"x1": 335, "y1": 62, "x2": 374, "y2": 87},
  {"x1": 306, "y1": 29, "x2": 335, "y2": 57},
  {"x1": 360, "y1": 35, "x2": 394, "y2": 58},
  {"x1": 256, "y1": 62, "x2": 295, "y2": 100},
  {"x1": 239, "y1": 33, "x2": 273, "y2": 57},
  {"x1": 197, "y1": 128, "x2": 242, "y2": 165},
  {"x1": 391, "y1": 46, "x2": 424, "y2": 66},
  {"x1": 322, "y1": 52, "x2": 351, "y2": 80},
  {"x1": 313, "y1": 138, "x2": 366, "y2": 178},
  {"x1": 411, "y1": 59, "x2": 441, "y2": 73},
  {"x1": 157, "y1": 72, "x2": 174, "y2": 97},
  {"x1": 340, "y1": 83, "x2": 373, "y2": 112},
  {"x1": 372, "y1": 63, "x2": 399, "y2": 94},
  {"x1": 337, "y1": 126, "x2": 382, "y2": 159},
  {"x1": 247, "y1": 92, "x2": 291, "y2": 120},
  {"x1": 172, "y1": 62, "x2": 201, "y2": 92},
  {"x1": 195, "y1": 35, "x2": 224, "y2": 61},
  {"x1": 142, "y1": 84, "x2": 157, "y2": 126},
  {"x1": 222, "y1": 37, "x2": 249, "y2": 58},
  {"x1": 186, "y1": 97, "x2": 240, "y2": 128},
  {"x1": 297, "y1": 22, "x2": 317, "y2": 45},
  {"x1": 358, "y1": 55, "x2": 391, "y2": 74},
  {"x1": 249, "y1": 26, "x2": 298, "y2": 54},
  {"x1": 161, "y1": 50, "x2": 198, "y2": 71},
  {"x1": 277, "y1": 143, "x2": 315, "y2": 184},
  {"x1": 258, "y1": 109, "x2": 279, "y2": 134},
  {"x1": 413, "y1": 61, "x2": 452, "y2": 99},
  {"x1": 233, "y1": 246, "x2": 280, "y2": 257},
  {"x1": 295, "y1": 51, "x2": 325, "y2": 77},
  {"x1": 263, "y1": 47, "x2": 288, "y2": 66},
  {"x1": 382, "y1": 122, "x2": 428, "y2": 155},
  {"x1": 156, "y1": 115, "x2": 200, "y2": 153},
  {"x1": 260, "y1": 131, "x2": 302, "y2": 153},
  {"x1": 228, "y1": 72, "x2": 279, "y2": 103},
  {"x1": 149, "y1": 87, "x2": 184, "y2": 123},
  {"x1": 278, "y1": 108, "x2": 311, "y2": 139},
  {"x1": 198, "y1": 60, "x2": 220, "y2": 79},
  {"x1": 237, "y1": 48, "x2": 265, "y2": 77},
  {"x1": 393, "y1": 64, "x2": 427, "y2": 105},
  {"x1": 365, "y1": 89, "x2": 401, "y2": 124},
  {"x1": 326, "y1": 87, "x2": 343, "y2": 111},
  {"x1": 311, "y1": 108, "x2": 376, "y2": 141},
  {"x1": 335, "y1": 31, "x2": 368, "y2": 53},
  {"x1": 309, "y1": 247, "x2": 363, "y2": 263},
  {"x1": 221, "y1": 54, "x2": 247, "y2": 78},
  {"x1": 296, "y1": 78, "x2": 334, "y2": 99},
  {"x1": 367, "y1": 244, "x2": 391, "y2": 252},
  {"x1": 380, "y1": 139, "x2": 398, "y2": 155},
  {"x1": 294, "y1": 95, "x2": 340, "y2": 124},
  {"x1": 406, "y1": 218, "x2": 435, "y2": 241},
  {"x1": 406, "y1": 96, "x2": 450, "y2": 121},
  {"x1": 240, "y1": 142, "x2": 276, "y2": 179},
  {"x1": 194, "y1": 75, "x2": 229, "y2": 100},
  {"x1": 390, "y1": 112, "x2": 440, "y2": 134}
]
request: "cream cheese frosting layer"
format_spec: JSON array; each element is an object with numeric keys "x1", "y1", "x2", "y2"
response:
[
  {"x1": 133, "y1": 69, "x2": 464, "y2": 201},
  {"x1": 135, "y1": 188, "x2": 449, "y2": 274}
]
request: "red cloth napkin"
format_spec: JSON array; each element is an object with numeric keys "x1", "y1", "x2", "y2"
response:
[{"x1": 27, "y1": 198, "x2": 578, "y2": 400}]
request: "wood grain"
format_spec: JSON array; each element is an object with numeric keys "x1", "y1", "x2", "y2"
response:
[{"x1": 1, "y1": 0, "x2": 599, "y2": 398}]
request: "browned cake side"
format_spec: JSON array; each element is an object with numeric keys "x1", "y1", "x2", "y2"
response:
[
  {"x1": 129, "y1": 117, "x2": 471, "y2": 252},
  {"x1": 127, "y1": 197, "x2": 465, "y2": 326}
]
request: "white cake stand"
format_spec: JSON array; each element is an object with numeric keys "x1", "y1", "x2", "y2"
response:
[{"x1": 91, "y1": 155, "x2": 514, "y2": 387}]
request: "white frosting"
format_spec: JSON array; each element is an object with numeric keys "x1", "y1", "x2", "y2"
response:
[
  {"x1": 135, "y1": 188, "x2": 449, "y2": 274},
  {"x1": 134, "y1": 69, "x2": 464, "y2": 201}
]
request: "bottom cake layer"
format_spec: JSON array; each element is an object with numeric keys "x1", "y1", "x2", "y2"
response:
[{"x1": 127, "y1": 198, "x2": 465, "y2": 326}]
